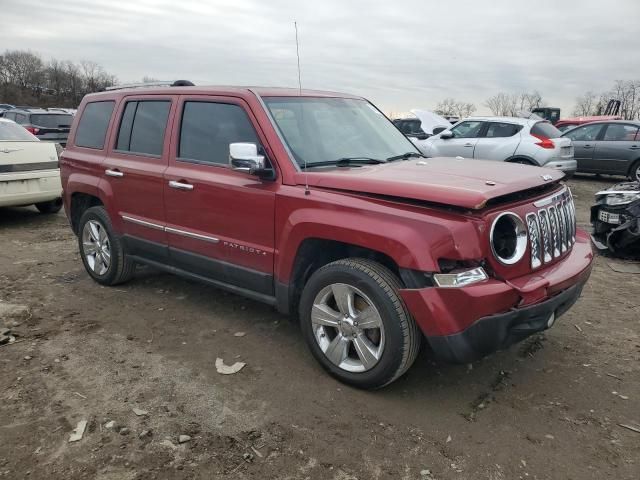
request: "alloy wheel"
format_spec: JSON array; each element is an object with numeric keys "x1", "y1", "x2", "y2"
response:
[
  {"x1": 81, "y1": 219, "x2": 111, "y2": 276},
  {"x1": 311, "y1": 283, "x2": 385, "y2": 372}
]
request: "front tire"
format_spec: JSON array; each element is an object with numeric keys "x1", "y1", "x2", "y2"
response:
[
  {"x1": 299, "y1": 258, "x2": 421, "y2": 389},
  {"x1": 77, "y1": 206, "x2": 134, "y2": 285},
  {"x1": 629, "y1": 161, "x2": 640, "y2": 182},
  {"x1": 35, "y1": 198, "x2": 62, "y2": 214}
]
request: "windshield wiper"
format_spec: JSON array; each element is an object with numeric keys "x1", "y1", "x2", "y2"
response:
[
  {"x1": 300, "y1": 157, "x2": 386, "y2": 169},
  {"x1": 386, "y1": 152, "x2": 424, "y2": 162}
]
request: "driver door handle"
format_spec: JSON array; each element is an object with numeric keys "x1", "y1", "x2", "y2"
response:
[
  {"x1": 583, "y1": 144, "x2": 593, "y2": 149},
  {"x1": 105, "y1": 168, "x2": 124, "y2": 178},
  {"x1": 630, "y1": 145, "x2": 640, "y2": 150},
  {"x1": 168, "y1": 180, "x2": 194, "y2": 191},
  {"x1": 464, "y1": 143, "x2": 474, "y2": 147}
]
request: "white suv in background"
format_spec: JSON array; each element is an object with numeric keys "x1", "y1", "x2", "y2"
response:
[{"x1": 413, "y1": 116, "x2": 576, "y2": 176}]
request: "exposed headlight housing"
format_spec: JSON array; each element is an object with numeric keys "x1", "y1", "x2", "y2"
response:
[
  {"x1": 603, "y1": 192, "x2": 640, "y2": 206},
  {"x1": 433, "y1": 267, "x2": 488, "y2": 288},
  {"x1": 490, "y1": 212, "x2": 528, "y2": 265}
]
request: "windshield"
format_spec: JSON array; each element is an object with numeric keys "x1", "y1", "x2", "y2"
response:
[
  {"x1": 0, "y1": 121, "x2": 38, "y2": 141},
  {"x1": 263, "y1": 97, "x2": 419, "y2": 167},
  {"x1": 30, "y1": 114, "x2": 72, "y2": 128}
]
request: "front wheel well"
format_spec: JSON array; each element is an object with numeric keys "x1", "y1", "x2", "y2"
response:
[
  {"x1": 284, "y1": 238, "x2": 402, "y2": 315},
  {"x1": 70, "y1": 193, "x2": 103, "y2": 235}
]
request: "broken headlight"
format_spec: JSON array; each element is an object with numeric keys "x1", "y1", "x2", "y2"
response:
[{"x1": 604, "y1": 192, "x2": 640, "y2": 206}]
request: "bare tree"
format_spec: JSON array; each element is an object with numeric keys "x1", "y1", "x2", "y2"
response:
[
  {"x1": 572, "y1": 91, "x2": 598, "y2": 116},
  {"x1": 485, "y1": 91, "x2": 545, "y2": 116},
  {"x1": 435, "y1": 98, "x2": 476, "y2": 118}
]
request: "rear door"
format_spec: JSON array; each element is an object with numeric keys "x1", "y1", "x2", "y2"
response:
[
  {"x1": 562, "y1": 123, "x2": 605, "y2": 172},
  {"x1": 102, "y1": 96, "x2": 174, "y2": 259},
  {"x1": 473, "y1": 121, "x2": 521, "y2": 160},
  {"x1": 592, "y1": 123, "x2": 640, "y2": 175},
  {"x1": 163, "y1": 96, "x2": 277, "y2": 296},
  {"x1": 431, "y1": 120, "x2": 484, "y2": 158}
]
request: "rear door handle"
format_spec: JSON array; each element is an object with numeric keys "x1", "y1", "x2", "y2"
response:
[
  {"x1": 464, "y1": 143, "x2": 474, "y2": 147},
  {"x1": 583, "y1": 144, "x2": 593, "y2": 149},
  {"x1": 105, "y1": 168, "x2": 124, "y2": 178},
  {"x1": 630, "y1": 145, "x2": 640, "y2": 150},
  {"x1": 168, "y1": 180, "x2": 194, "y2": 191}
]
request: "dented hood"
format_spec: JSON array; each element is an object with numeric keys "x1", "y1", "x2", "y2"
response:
[{"x1": 294, "y1": 158, "x2": 564, "y2": 210}]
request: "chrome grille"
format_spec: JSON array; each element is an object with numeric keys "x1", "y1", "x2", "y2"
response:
[{"x1": 527, "y1": 187, "x2": 576, "y2": 268}]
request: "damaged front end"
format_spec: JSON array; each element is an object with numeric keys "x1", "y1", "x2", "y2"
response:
[{"x1": 590, "y1": 181, "x2": 640, "y2": 255}]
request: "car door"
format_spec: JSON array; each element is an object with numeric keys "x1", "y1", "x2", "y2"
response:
[
  {"x1": 592, "y1": 123, "x2": 640, "y2": 175},
  {"x1": 473, "y1": 121, "x2": 522, "y2": 161},
  {"x1": 163, "y1": 96, "x2": 277, "y2": 296},
  {"x1": 430, "y1": 120, "x2": 484, "y2": 158},
  {"x1": 102, "y1": 96, "x2": 174, "y2": 260},
  {"x1": 562, "y1": 123, "x2": 605, "y2": 172}
]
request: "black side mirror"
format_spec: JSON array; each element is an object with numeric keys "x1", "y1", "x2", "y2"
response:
[
  {"x1": 432, "y1": 127, "x2": 447, "y2": 135},
  {"x1": 413, "y1": 133, "x2": 429, "y2": 140}
]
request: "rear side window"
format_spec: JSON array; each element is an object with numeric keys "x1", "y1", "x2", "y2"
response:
[
  {"x1": 485, "y1": 122, "x2": 522, "y2": 138},
  {"x1": 75, "y1": 101, "x2": 115, "y2": 149},
  {"x1": 531, "y1": 121, "x2": 562, "y2": 139},
  {"x1": 603, "y1": 124, "x2": 639, "y2": 141},
  {"x1": 178, "y1": 102, "x2": 259, "y2": 165},
  {"x1": 31, "y1": 114, "x2": 72, "y2": 128},
  {"x1": 116, "y1": 100, "x2": 171, "y2": 156},
  {"x1": 15, "y1": 113, "x2": 26, "y2": 124}
]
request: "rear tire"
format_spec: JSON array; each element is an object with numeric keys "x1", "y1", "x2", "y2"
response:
[
  {"x1": 35, "y1": 198, "x2": 62, "y2": 214},
  {"x1": 299, "y1": 258, "x2": 421, "y2": 389},
  {"x1": 77, "y1": 206, "x2": 135, "y2": 286}
]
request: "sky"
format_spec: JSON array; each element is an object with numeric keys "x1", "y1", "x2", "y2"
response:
[{"x1": 1, "y1": 0, "x2": 639, "y2": 115}]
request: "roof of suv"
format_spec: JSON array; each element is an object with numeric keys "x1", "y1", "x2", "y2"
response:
[
  {"x1": 84, "y1": 85, "x2": 363, "y2": 100},
  {"x1": 463, "y1": 116, "x2": 539, "y2": 126}
]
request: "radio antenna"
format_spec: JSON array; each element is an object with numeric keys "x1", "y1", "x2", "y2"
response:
[
  {"x1": 294, "y1": 21, "x2": 302, "y2": 96},
  {"x1": 294, "y1": 21, "x2": 310, "y2": 195}
]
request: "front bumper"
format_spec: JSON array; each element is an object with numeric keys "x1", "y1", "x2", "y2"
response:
[
  {"x1": 427, "y1": 281, "x2": 585, "y2": 363},
  {"x1": 399, "y1": 230, "x2": 593, "y2": 363}
]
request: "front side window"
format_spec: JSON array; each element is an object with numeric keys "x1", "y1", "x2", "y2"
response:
[
  {"x1": 564, "y1": 124, "x2": 603, "y2": 142},
  {"x1": 485, "y1": 122, "x2": 522, "y2": 138},
  {"x1": 116, "y1": 100, "x2": 170, "y2": 156},
  {"x1": 75, "y1": 101, "x2": 115, "y2": 149},
  {"x1": 603, "y1": 124, "x2": 639, "y2": 141},
  {"x1": 179, "y1": 102, "x2": 259, "y2": 165},
  {"x1": 263, "y1": 97, "x2": 418, "y2": 167},
  {"x1": 15, "y1": 113, "x2": 26, "y2": 124},
  {"x1": 451, "y1": 121, "x2": 484, "y2": 138}
]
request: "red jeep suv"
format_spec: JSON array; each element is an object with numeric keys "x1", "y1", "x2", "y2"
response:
[{"x1": 60, "y1": 83, "x2": 593, "y2": 388}]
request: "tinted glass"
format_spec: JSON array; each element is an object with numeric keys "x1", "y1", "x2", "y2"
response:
[
  {"x1": 603, "y1": 124, "x2": 639, "y2": 141},
  {"x1": 30, "y1": 114, "x2": 72, "y2": 128},
  {"x1": 564, "y1": 124, "x2": 603, "y2": 141},
  {"x1": 3, "y1": 112, "x2": 16, "y2": 121},
  {"x1": 451, "y1": 121, "x2": 484, "y2": 138},
  {"x1": 0, "y1": 121, "x2": 38, "y2": 141},
  {"x1": 485, "y1": 122, "x2": 521, "y2": 138},
  {"x1": 179, "y1": 102, "x2": 259, "y2": 164},
  {"x1": 530, "y1": 121, "x2": 562, "y2": 139},
  {"x1": 117, "y1": 101, "x2": 170, "y2": 156},
  {"x1": 75, "y1": 101, "x2": 114, "y2": 149},
  {"x1": 15, "y1": 114, "x2": 26, "y2": 124},
  {"x1": 264, "y1": 97, "x2": 418, "y2": 167}
]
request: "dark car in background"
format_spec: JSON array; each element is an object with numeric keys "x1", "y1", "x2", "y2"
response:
[
  {"x1": 562, "y1": 120, "x2": 640, "y2": 181},
  {"x1": 2, "y1": 108, "x2": 73, "y2": 146}
]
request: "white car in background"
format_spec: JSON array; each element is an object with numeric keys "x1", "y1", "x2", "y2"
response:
[
  {"x1": 0, "y1": 118, "x2": 63, "y2": 213},
  {"x1": 412, "y1": 116, "x2": 577, "y2": 176}
]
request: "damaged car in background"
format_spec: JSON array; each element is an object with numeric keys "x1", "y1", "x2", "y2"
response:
[{"x1": 591, "y1": 182, "x2": 640, "y2": 256}]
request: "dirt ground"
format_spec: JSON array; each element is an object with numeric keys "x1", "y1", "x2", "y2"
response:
[{"x1": 0, "y1": 176, "x2": 638, "y2": 480}]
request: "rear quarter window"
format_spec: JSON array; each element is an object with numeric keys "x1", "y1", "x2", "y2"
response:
[
  {"x1": 531, "y1": 122, "x2": 562, "y2": 139},
  {"x1": 74, "y1": 101, "x2": 115, "y2": 149}
]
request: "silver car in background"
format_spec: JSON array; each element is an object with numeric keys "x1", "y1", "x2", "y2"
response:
[{"x1": 412, "y1": 116, "x2": 576, "y2": 176}]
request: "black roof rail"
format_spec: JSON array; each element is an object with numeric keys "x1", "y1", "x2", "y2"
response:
[{"x1": 105, "y1": 80, "x2": 195, "y2": 91}]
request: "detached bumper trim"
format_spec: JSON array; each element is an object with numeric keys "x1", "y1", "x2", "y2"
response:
[{"x1": 427, "y1": 280, "x2": 586, "y2": 364}]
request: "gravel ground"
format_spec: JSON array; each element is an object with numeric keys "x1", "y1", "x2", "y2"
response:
[{"x1": 0, "y1": 175, "x2": 638, "y2": 480}]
